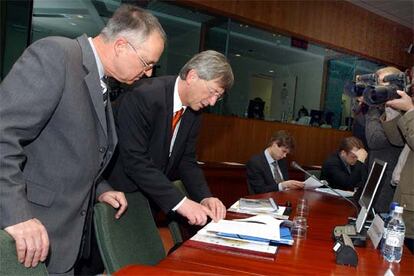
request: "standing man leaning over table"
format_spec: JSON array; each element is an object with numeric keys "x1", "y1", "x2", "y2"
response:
[
  {"x1": 0, "y1": 4, "x2": 165, "y2": 274},
  {"x1": 107, "y1": 50, "x2": 234, "y2": 226}
]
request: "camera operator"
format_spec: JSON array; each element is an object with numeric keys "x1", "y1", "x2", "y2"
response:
[
  {"x1": 364, "y1": 66, "x2": 404, "y2": 213},
  {"x1": 382, "y1": 88, "x2": 414, "y2": 253}
]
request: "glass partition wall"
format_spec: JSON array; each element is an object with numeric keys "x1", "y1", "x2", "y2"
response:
[{"x1": 3, "y1": 0, "x2": 389, "y2": 129}]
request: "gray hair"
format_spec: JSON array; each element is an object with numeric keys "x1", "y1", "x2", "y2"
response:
[
  {"x1": 100, "y1": 4, "x2": 166, "y2": 46},
  {"x1": 179, "y1": 50, "x2": 234, "y2": 91}
]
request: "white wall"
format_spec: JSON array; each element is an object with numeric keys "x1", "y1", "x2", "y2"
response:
[{"x1": 286, "y1": 58, "x2": 325, "y2": 118}]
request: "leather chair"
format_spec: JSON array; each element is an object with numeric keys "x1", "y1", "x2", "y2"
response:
[
  {"x1": 0, "y1": 230, "x2": 48, "y2": 276},
  {"x1": 93, "y1": 192, "x2": 167, "y2": 274}
]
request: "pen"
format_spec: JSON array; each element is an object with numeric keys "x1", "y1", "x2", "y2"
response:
[{"x1": 269, "y1": 198, "x2": 279, "y2": 210}]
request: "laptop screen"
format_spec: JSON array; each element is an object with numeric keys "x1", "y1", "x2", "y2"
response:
[{"x1": 355, "y1": 159, "x2": 387, "y2": 233}]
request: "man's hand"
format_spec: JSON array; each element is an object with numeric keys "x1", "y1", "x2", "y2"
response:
[
  {"x1": 98, "y1": 191, "x2": 128, "y2": 219},
  {"x1": 281, "y1": 180, "x2": 305, "y2": 190},
  {"x1": 176, "y1": 198, "x2": 214, "y2": 226},
  {"x1": 200, "y1": 197, "x2": 226, "y2": 222},
  {"x1": 386, "y1": 90, "x2": 414, "y2": 112},
  {"x1": 354, "y1": 148, "x2": 368, "y2": 163},
  {"x1": 4, "y1": 218, "x2": 49, "y2": 268}
]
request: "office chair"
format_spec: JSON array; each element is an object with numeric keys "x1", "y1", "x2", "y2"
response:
[
  {"x1": 94, "y1": 192, "x2": 167, "y2": 274},
  {"x1": 0, "y1": 230, "x2": 48, "y2": 276}
]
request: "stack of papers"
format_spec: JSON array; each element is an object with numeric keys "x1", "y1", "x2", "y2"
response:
[
  {"x1": 239, "y1": 198, "x2": 277, "y2": 212},
  {"x1": 204, "y1": 215, "x2": 293, "y2": 245},
  {"x1": 315, "y1": 187, "x2": 355, "y2": 197},
  {"x1": 228, "y1": 200, "x2": 288, "y2": 220},
  {"x1": 189, "y1": 215, "x2": 293, "y2": 259}
]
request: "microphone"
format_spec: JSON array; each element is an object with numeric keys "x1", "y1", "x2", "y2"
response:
[{"x1": 291, "y1": 161, "x2": 359, "y2": 216}]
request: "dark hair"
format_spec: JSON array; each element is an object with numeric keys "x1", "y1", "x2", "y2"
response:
[
  {"x1": 339, "y1": 136, "x2": 364, "y2": 152},
  {"x1": 268, "y1": 130, "x2": 295, "y2": 150}
]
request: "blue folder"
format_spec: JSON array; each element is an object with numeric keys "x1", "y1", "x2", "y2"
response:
[{"x1": 216, "y1": 227, "x2": 293, "y2": 245}]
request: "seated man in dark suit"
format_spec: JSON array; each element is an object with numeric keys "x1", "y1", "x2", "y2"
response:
[
  {"x1": 320, "y1": 136, "x2": 368, "y2": 191},
  {"x1": 246, "y1": 130, "x2": 304, "y2": 194},
  {"x1": 107, "y1": 50, "x2": 234, "y2": 226}
]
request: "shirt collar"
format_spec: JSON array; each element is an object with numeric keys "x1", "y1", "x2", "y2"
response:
[
  {"x1": 173, "y1": 76, "x2": 187, "y2": 113},
  {"x1": 87, "y1": 37, "x2": 105, "y2": 80},
  {"x1": 264, "y1": 149, "x2": 276, "y2": 165}
]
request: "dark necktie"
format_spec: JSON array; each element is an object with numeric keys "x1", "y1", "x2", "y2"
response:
[
  {"x1": 272, "y1": 161, "x2": 284, "y2": 184},
  {"x1": 101, "y1": 76, "x2": 109, "y2": 105},
  {"x1": 172, "y1": 108, "x2": 184, "y2": 133}
]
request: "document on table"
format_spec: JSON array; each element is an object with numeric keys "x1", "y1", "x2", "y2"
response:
[
  {"x1": 315, "y1": 187, "x2": 355, "y2": 197},
  {"x1": 189, "y1": 214, "x2": 293, "y2": 258},
  {"x1": 228, "y1": 200, "x2": 288, "y2": 220},
  {"x1": 304, "y1": 176, "x2": 323, "y2": 189},
  {"x1": 206, "y1": 215, "x2": 283, "y2": 241}
]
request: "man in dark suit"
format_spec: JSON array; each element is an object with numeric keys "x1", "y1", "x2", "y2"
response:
[
  {"x1": 108, "y1": 50, "x2": 234, "y2": 226},
  {"x1": 320, "y1": 136, "x2": 368, "y2": 191},
  {"x1": 246, "y1": 130, "x2": 304, "y2": 194},
  {"x1": 0, "y1": 5, "x2": 165, "y2": 274}
]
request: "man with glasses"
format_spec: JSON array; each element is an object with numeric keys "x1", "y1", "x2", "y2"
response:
[
  {"x1": 320, "y1": 136, "x2": 368, "y2": 191},
  {"x1": 107, "y1": 50, "x2": 233, "y2": 226},
  {"x1": 0, "y1": 4, "x2": 165, "y2": 274},
  {"x1": 246, "y1": 130, "x2": 304, "y2": 194}
]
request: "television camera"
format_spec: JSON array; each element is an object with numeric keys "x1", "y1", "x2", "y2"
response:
[{"x1": 344, "y1": 70, "x2": 412, "y2": 106}]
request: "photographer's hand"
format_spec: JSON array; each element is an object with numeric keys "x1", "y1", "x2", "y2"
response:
[{"x1": 386, "y1": 90, "x2": 414, "y2": 112}]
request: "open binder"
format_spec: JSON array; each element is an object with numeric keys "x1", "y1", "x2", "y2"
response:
[{"x1": 188, "y1": 215, "x2": 293, "y2": 260}]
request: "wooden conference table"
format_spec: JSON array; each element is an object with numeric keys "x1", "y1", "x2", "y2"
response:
[{"x1": 117, "y1": 189, "x2": 414, "y2": 275}]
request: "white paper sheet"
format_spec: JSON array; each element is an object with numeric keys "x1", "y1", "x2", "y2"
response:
[{"x1": 304, "y1": 176, "x2": 323, "y2": 189}]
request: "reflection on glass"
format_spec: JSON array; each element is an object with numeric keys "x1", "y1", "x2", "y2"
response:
[
  {"x1": 28, "y1": 0, "x2": 388, "y2": 130},
  {"x1": 204, "y1": 20, "x2": 342, "y2": 126},
  {"x1": 325, "y1": 56, "x2": 384, "y2": 128}
]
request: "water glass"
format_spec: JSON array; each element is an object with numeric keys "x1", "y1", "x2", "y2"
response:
[
  {"x1": 296, "y1": 198, "x2": 309, "y2": 217},
  {"x1": 291, "y1": 216, "x2": 307, "y2": 239}
]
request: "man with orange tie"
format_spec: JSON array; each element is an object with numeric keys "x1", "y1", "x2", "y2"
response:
[{"x1": 107, "y1": 50, "x2": 234, "y2": 226}]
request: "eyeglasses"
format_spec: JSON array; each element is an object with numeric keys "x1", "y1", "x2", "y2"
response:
[
  {"x1": 203, "y1": 80, "x2": 225, "y2": 101},
  {"x1": 126, "y1": 41, "x2": 154, "y2": 71}
]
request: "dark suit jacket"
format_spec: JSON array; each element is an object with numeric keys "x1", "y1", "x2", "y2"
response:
[
  {"x1": 0, "y1": 35, "x2": 116, "y2": 273},
  {"x1": 320, "y1": 152, "x2": 367, "y2": 191},
  {"x1": 246, "y1": 152, "x2": 289, "y2": 194},
  {"x1": 107, "y1": 76, "x2": 211, "y2": 213}
]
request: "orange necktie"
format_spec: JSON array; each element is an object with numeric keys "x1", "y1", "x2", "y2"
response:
[{"x1": 172, "y1": 108, "x2": 184, "y2": 133}]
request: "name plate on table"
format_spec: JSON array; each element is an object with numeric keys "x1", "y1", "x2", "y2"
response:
[{"x1": 367, "y1": 214, "x2": 384, "y2": 249}]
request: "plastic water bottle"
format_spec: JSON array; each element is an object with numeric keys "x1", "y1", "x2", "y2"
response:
[
  {"x1": 380, "y1": 202, "x2": 399, "y2": 252},
  {"x1": 383, "y1": 206, "x2": 405, "y2": 263}
]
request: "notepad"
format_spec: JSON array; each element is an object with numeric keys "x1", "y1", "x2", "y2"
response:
[
  {"x1": 239, "y1": 198, "x2": 278, "y2": 211},
  {"x1": 228, "y1": 200, "x2": 288, "y2": 219}
]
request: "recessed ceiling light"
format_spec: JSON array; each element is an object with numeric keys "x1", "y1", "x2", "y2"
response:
[
  {"x1": 235, "y1": 53, "x2": 241, "y2": 57},
  {"x1": 269, "y1": 70, "x2": 274, "y2": 73}
]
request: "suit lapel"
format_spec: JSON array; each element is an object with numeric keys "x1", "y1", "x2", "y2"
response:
[
  {"x1": 261, "y1": 152, "x2": 275, "y2": 182},
  {"x1": 77, "y1": 35, "x2": 108, "y2": 138}
]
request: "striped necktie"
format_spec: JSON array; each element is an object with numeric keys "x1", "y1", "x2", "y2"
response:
[
  {"x1": 172, "y1": 108, "x2": 184, "y2": 133},
  {"x1": 272, "y1": 161, "x2": 284, "y2": 184}
]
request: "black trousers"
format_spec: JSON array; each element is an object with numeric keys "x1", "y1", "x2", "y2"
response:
[{"x1": 74, "y1": 228, "x2": 104, "y2": 275}]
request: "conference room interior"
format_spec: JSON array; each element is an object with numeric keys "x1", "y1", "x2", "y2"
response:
[{"x1": 1, "y1": 0, "x2": 413, "y2": 275}]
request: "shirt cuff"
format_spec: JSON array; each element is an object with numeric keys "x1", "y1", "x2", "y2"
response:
[
  {"x1": 172, "y1": 196, "x2": 187, "y2": 211},
  {"x1": 278, "y1": 182, "x2": 285, "y2": 191}
]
